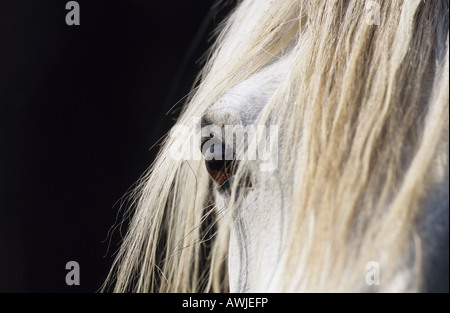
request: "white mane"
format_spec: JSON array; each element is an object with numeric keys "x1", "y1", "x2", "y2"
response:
[{"x1": 104, "y1": 0, "x2": 449, "y2": 292}]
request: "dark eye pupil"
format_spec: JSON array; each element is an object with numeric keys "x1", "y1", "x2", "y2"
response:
[{"x1": 202, "y1": 144, "x2": 234, "y2": 185}]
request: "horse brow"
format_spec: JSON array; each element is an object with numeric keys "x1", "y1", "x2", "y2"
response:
[{"x1": 201, "y1": 115, "x2": 214, "y2": 128}]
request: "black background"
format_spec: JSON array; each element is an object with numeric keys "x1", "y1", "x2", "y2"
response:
[{"x1": 0, "y1": 0, "x2": 236, "y2": 292}]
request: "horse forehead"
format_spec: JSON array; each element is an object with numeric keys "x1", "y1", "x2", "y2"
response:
[{"x1": 203, "y1": 58, "x2": 289, "y2": 127}]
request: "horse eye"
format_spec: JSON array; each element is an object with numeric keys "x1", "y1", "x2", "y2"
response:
[{"x1": 202, "y1": 144, "x2": 234, "y2": 185}]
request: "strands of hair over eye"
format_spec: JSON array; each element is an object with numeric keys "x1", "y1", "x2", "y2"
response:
[{"x1": 103, "y1": 0, "x2": 449, "y2": 292}]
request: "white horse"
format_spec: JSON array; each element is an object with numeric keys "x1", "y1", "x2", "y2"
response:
[{"x1": 105, "y1": 0, "x2": 449, "y2": 292}]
